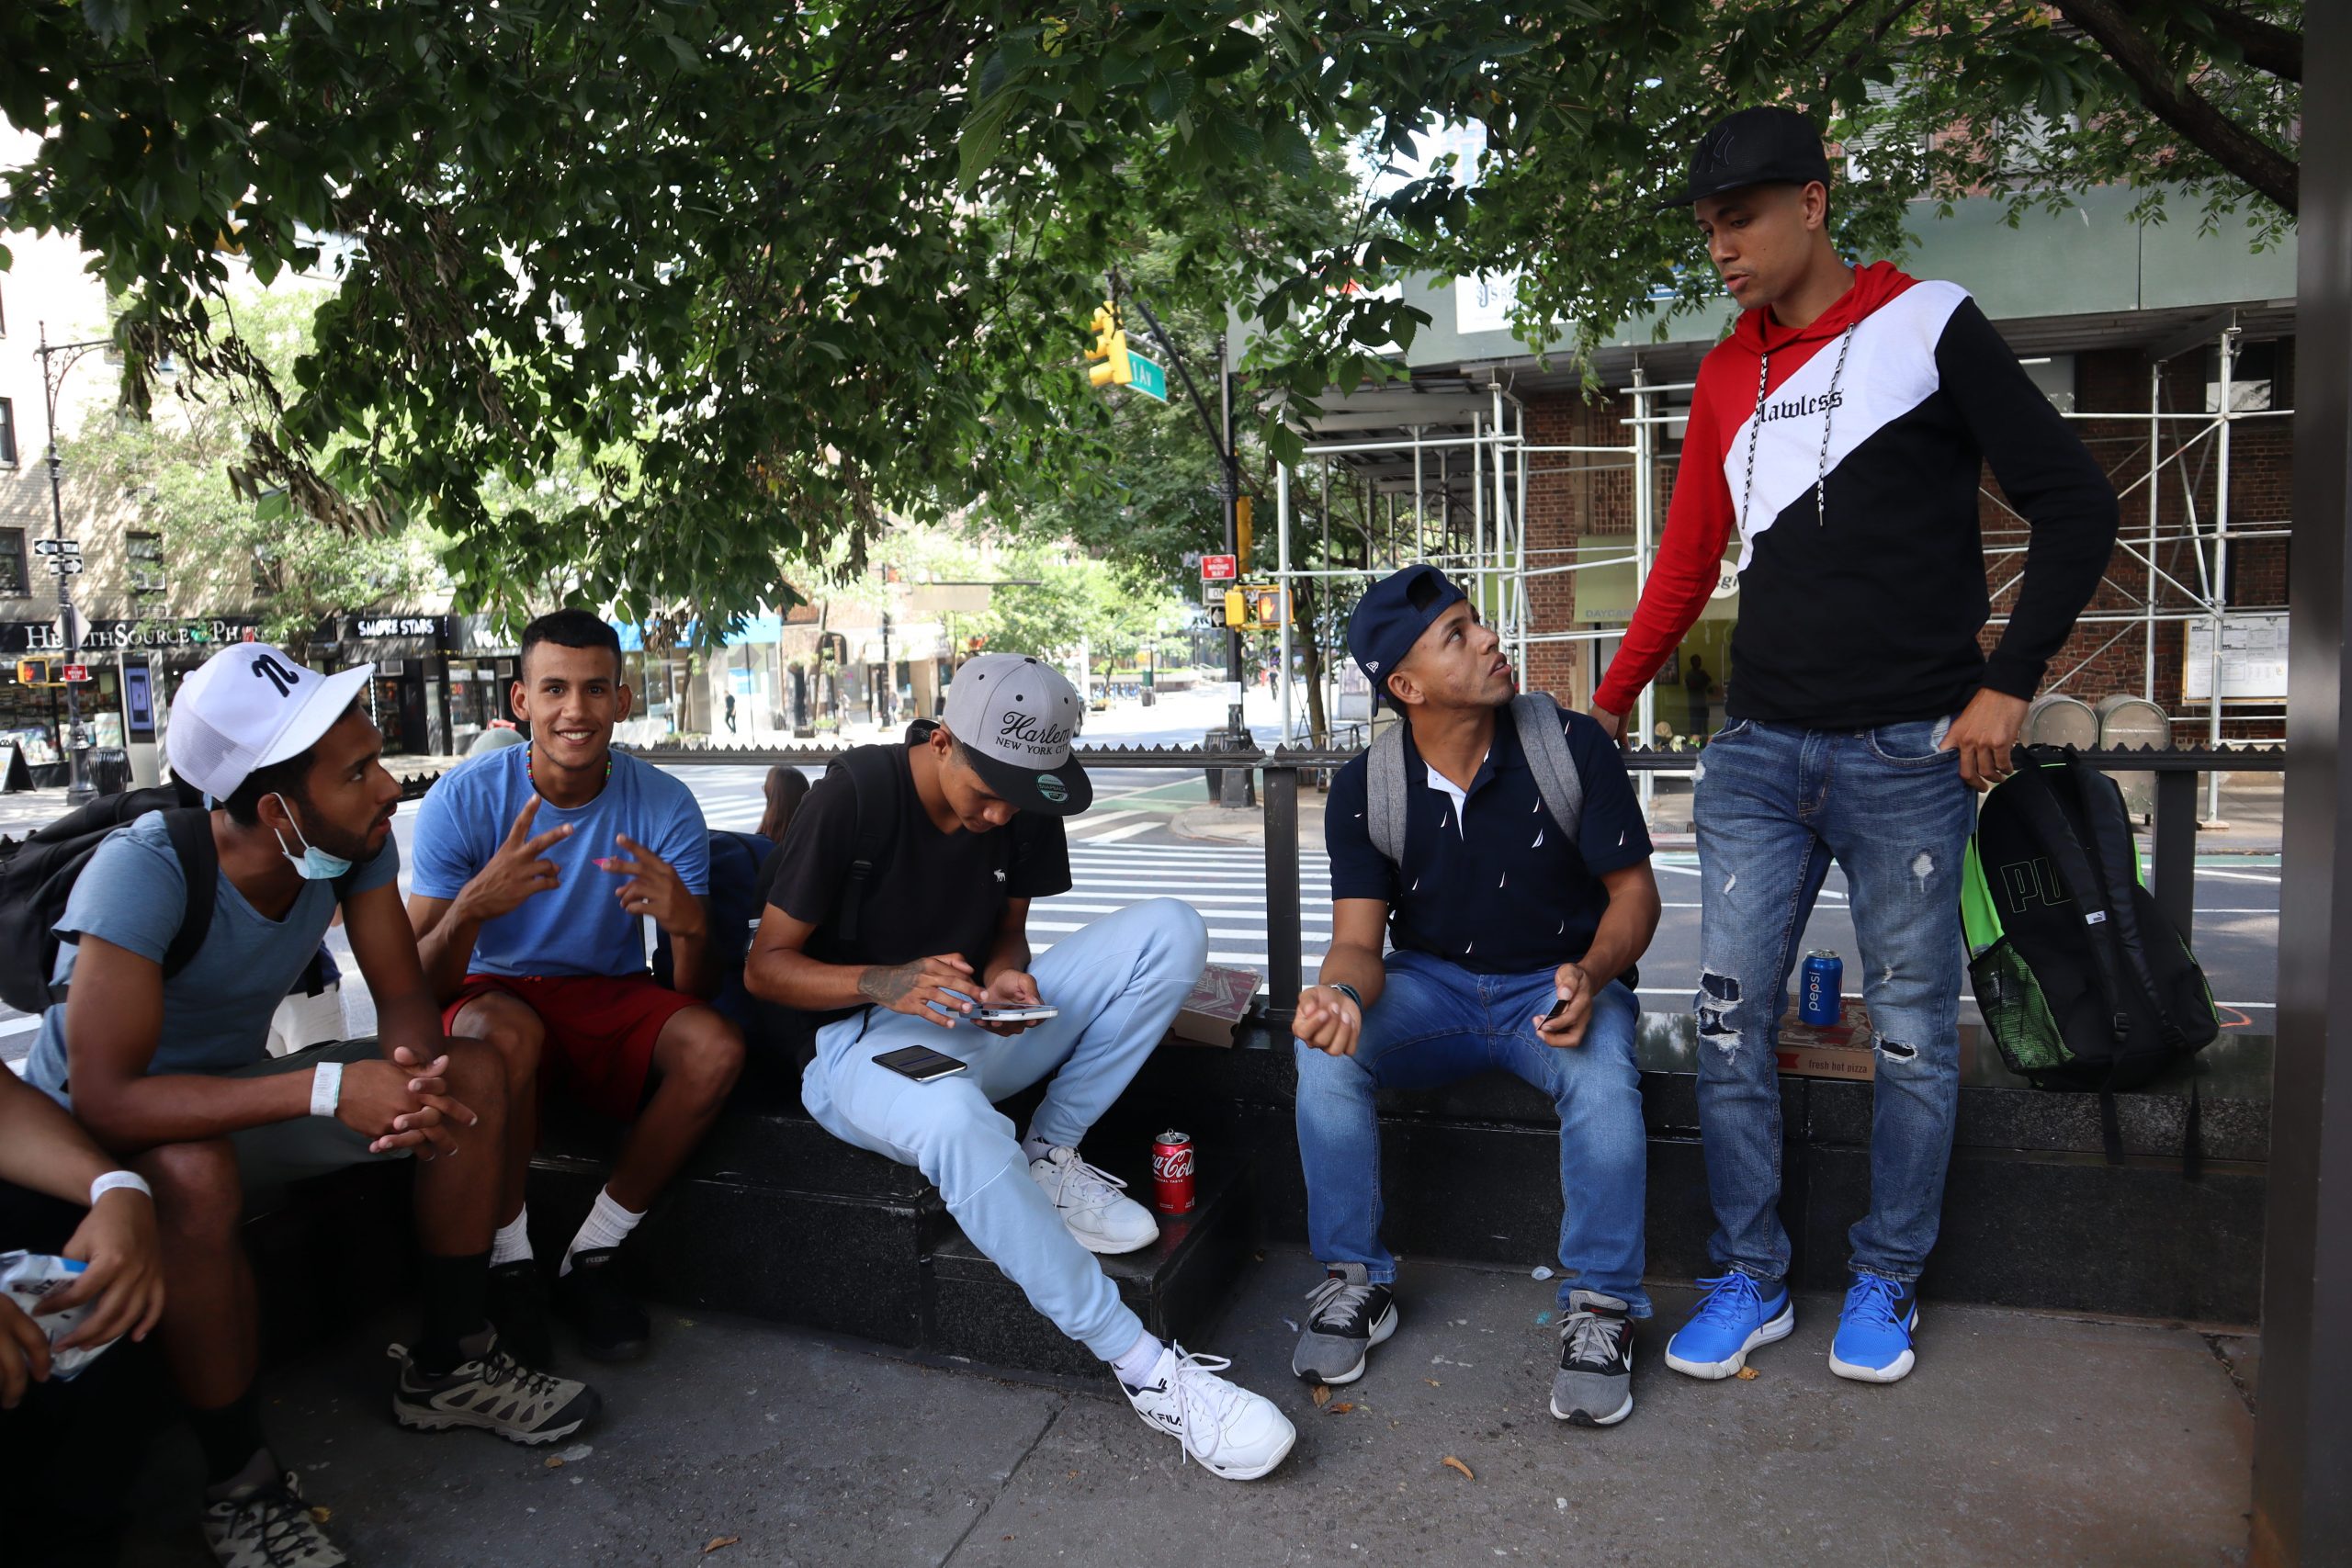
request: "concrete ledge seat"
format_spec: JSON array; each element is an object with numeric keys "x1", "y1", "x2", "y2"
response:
[
  {"x1": 239, "y1": 1012, "x2": 2267, "y2": 1380},
  {"x1": 1127, "y1": 1015, "x2": 2269, "y2": 1327}
]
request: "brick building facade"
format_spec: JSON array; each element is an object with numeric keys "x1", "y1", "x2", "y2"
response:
[{"x1": 1509, "y1": 333, "x2": 2294, "y2": 744}]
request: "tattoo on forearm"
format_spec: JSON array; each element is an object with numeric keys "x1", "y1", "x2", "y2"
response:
[{"x1": 859, "y1": 963, "x2": 921, "y2": 1005}]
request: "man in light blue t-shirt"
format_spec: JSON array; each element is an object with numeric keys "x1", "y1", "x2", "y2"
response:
[
  {"x1": 32, "y1": 642, "x2": 598, "y2": 1566},
  {"x1": 408, "y1": 610, "x2": 744, "y2": 1366}
]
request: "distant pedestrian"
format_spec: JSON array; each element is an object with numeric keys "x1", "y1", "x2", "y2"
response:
[
  {"x1": 723, "y1": 694, "x2": 738, "y2": 735},
  {"x1": 1683, "y1": 656, "x2": 1716, "y2": 738}
]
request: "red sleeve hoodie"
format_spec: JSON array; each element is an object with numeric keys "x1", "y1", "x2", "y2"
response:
[{"x1": 1592, "y1": 261, "x2": 2117, "y2": 730}]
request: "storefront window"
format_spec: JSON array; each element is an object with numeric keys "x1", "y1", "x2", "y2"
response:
[{"x1": 0, "y1": 666, "x2": 59, "y2": 762}]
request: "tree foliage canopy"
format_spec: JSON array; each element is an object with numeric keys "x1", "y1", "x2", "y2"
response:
[
  {"x1": 1, "y1": 0, "x2": 2300, "y2": 627},
  {"x1": 62, "y1": 285, "x2": 439, "y2": 657}
]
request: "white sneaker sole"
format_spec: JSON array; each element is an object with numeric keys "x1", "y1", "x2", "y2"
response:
[
  {"x1": 1196, "y1": 1420, "x2": 1298, "y2": 1482},
  {"x1": 1662, "y1": 1300, "x2": 1796, "y2": 1380},
  {"x1": 1067, "y1": 1216, "x2": 1162, "y2": 1254},
  {"x1": 394, "y1": 1401, "x2": 590, "y2": 1446},
  {"x1": 1828, "y1": 1307, "x2": 1920, "y2": 1383},
  {"x1": 1549, "y1": 1385, "x2": 1634, "y2": 1426},
  {"x1": 1297, "y1": 1302, "x2": 1400, "y2": 1386}
]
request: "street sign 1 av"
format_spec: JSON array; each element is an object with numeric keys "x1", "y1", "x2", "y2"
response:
[
  {"x1": 1125, "y1": 349, "x2": 1169, "y2": 402},
  {"x1": 32, "y1": 538, "x2": 78, "y2": 557},
  {"x1": 1200, "y1": 554, "x2": 1238, "y2": 581},
  {"x1": 48, "y1": 557, "x2": 84, "y2": 574}
]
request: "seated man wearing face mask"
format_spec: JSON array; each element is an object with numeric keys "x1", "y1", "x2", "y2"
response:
[{"x1": 19, "y1": 642, "x2": 598, "y2": 1568}]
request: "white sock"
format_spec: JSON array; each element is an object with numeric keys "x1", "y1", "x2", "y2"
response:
[
  {"x1": 560, "y1": 1188, "x2": 644, "y2": 1276},
  {"x1": 490, "y1": 1207, "x2": 534, "y2": 1269},
  {"x1": 1023, "y1": 1134, "x2": 1060, "y2": 1165},
  {"x1": 1111, "y1": 1330, "x2": 1167, "y2": 1388}
]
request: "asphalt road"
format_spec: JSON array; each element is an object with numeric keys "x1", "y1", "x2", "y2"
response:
[{"x1": 0, "y1": 688, "x2": 2283, "y2": 1064}]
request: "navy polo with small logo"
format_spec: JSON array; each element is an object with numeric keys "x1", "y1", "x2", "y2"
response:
[{"x1": 1326, "y1": 698, "x2": 1653, "y2": 976}]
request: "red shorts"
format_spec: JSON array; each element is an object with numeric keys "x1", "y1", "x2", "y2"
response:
[{"x1": 443, "y1": 974, "x2": 702, "y2": 1120}]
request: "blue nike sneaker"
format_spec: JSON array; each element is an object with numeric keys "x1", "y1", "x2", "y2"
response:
[
  {"x1": 1828, "y1": 1271, "x2": 1919, "y2": 1383},
  {"x1": 1663, "y1": 1271, "x2": 1794, "y2": 1380}
]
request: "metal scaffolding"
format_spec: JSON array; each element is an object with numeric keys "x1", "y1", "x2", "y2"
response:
[{"x1": 1272, "y1": 325, "x2": 2290, "y2": 820}]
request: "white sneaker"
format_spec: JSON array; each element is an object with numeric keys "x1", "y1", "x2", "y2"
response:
[
  {"x1": 1030, "y1": 1146, "x2": 1161, "y2": 1254},
  {"x1": 202, "y1": 1466, "x2": 348, "y2": 1567},
  {"x1": 1121, "y1": 1343, "x2": 1298, "y2": 1481}
]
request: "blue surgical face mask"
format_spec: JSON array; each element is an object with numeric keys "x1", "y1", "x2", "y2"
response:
[{"x1": 268, "y1": 795, "x2": 353, "y2": 881}]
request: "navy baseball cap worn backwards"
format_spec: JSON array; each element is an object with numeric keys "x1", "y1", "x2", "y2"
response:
[{"x1": 1348, "y1": 565, "x2": 1466, "y2": 708}]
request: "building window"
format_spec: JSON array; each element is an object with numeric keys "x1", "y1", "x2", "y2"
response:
[
  {"x1": 128, "y1": 530, "x2": 167, "y2": 596},
  {"x1": 2020, "y1": 355, "x2": 2077, "y2": 414},
  {"x1": 2207, "y1": 340, "x2": 2277, "y2": 413},
  {"x1": 0, "y1": 398, "x2": 16, "y2": 467},
  {"x1": 0, "y1": 529, "x2": 26, "y2": 597}
]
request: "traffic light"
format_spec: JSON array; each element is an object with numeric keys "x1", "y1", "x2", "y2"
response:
[
  {"x1": 1218, "y1": 587, "x2": 1290, "y2": 631},
  {"x1": 14, "y1": 659, "x2": 58, "y2": 687},
  {"x1": 1086, "y1": 303, "x2": 1132, "y2": 389},
  {"x1": 1236, "y1": 495, "x2": 1253, "y2": 566}
]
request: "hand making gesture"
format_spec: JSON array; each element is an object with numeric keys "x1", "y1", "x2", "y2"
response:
[
  {"x1": 458, "y1": 796, "x2": 571, "y2": 921},
  {"x1": 601, "y1": 834, "x2": 706, "y2": 940}
]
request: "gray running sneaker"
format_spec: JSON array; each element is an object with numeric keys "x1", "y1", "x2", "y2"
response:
[
  {"x1": 202, "y1": 1466, "x2": 347, "y2": 1567},
  {"x1": 1550, "y1": 1289, "x2": 1636, "y2": 1427},
  {"x1": 391, "y1": 1334, "x2": 602, "y2": 1445},
  {"x1": 1291, "y1": 1262, "x2": 1399, "y2": 1385}
]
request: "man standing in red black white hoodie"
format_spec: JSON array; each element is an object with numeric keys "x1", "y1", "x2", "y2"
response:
[{"x1": 1589, "y1": 107, "x2": 2116, "y2": 1386}]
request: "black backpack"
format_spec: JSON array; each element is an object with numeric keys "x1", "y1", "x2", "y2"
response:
[
  {"x1": 0, "y1": 786, "x2": 219, "y2": 1014},
  {"x1": 1962, "y1": 745, "x2": 2220, "y2": 1163},
  {"x1": 652, "y1": 828, "x2": 773, "y2": 1027}
]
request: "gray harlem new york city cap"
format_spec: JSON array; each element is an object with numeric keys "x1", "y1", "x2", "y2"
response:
[{"x1": 940, "y1": 652, "x2": 1093, "y2": 816}]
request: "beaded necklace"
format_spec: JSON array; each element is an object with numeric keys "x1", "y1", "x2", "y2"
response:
[{"x1": 525, "y1": 743, "x2": 612, "y2": 794}]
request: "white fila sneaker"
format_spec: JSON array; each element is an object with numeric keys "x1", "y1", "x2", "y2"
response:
[{"x1": 1121, "y1": 1343, "x2": 1298, "y2": 1481}]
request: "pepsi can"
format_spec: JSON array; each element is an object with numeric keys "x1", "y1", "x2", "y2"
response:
[{"x1": 1799, "y1": 951, "x2": 1843, "y2": 1027}]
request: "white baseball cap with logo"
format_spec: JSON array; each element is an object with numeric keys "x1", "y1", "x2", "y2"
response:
[
  {"x1": 940, "y1": 652, "x2": 1092, "y2": 816},
  {"x1": 165, "y1": 642, "x2": 376, "y2": 801}
]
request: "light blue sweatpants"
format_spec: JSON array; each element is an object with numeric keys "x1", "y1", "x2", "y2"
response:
[{"x1": 799, "y1": 898, "x2": 1209, "y2": 1359}]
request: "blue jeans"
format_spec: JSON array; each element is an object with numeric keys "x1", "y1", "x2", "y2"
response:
[
  {"x1": 1690, "y1": 717, "x2": 1976, "y2": 1285},
  {"x1": 800, "y1": 899, "x2": 1209, "y2": 1359},
  {"x1": 1295, "y1": 949, "x2": 1650, "y2": 1315}
]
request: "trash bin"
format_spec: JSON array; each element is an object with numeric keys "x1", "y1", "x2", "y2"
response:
[
  {"x1": 1203, "y1": 727, "x2": 1256, "y2": 807},
  {"x1": 88, "y1": 748, "x2": 131, "y2": 795}
]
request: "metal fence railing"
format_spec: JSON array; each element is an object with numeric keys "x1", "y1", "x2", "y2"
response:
[{"x1": 408, "y1": 742, "x2": 2285, "y2": 1024}]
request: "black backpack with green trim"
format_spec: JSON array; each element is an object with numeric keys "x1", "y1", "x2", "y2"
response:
[{"x1": 1962, "y1": 745, "x2": 2219, "y2": 1158}]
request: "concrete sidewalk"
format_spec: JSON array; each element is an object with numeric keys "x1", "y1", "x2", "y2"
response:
[{"x1": 114, "y1": 1245, "x2": 2255, "y2": 1567}]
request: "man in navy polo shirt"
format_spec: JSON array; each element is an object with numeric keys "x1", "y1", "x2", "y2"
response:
[{"x1": 1291, "y1": 565, "x2": 1662, "y2": 1428}]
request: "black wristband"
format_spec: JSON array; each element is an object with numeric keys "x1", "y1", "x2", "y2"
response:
[{"x1": 1330, "y1": 982, "x2": 1363, "y2": 1010}]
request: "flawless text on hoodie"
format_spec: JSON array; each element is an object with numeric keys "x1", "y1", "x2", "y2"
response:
[{"x1": 1595, "y1": 262, "x2": 2119, "y2": 731}]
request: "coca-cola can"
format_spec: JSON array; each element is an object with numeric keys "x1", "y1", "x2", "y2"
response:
[{"x1": 1151, "y1": 1129, "x2": 1196, "y2": 1214}]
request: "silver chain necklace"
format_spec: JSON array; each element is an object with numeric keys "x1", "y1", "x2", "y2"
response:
[{"x1": 1736, "y1": 321, "x2": 1860, "y2": 536}]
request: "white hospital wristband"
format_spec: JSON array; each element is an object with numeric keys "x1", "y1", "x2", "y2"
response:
[
  {"x1": 310, "y1": 1061, "x2": 345, "y2": 1119},
  {"x1": 88, "y1": 1170, "x2": 153, "y2": 1206}
]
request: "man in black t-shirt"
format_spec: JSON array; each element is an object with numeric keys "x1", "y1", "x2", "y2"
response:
[{"x1": 748, "y1": 653, "x2": 1296, "y2": 1483}]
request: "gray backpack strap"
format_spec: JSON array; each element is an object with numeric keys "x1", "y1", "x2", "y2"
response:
[
  {"x1": 1366, "y1": 721, "x2": 1409, "y2": 864},
  {"x1": 1511, "y1": 693, "x2": 1584, "y2": 844}
]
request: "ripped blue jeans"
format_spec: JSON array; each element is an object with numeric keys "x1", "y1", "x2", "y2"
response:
[{"x1": 1690, "y1": 716, "x2": 1976, "y2": 1284}]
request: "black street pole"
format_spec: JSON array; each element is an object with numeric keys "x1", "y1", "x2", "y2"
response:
[
  {"x1": 2254, "y1": 3, "x2": 2352, "y2": 1559},
  {"x1": 1101, "y1": 272, "x2": 1248, "y2": 734},
  {"x1": 1219, "y1": 333, "x2": 1244, "y2": 724},
  {"x1": 36, "y1": 322, "x2": 112, "y2": 807}
]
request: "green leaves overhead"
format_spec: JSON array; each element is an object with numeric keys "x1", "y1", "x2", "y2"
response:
[{"x1": 0, "y1": 0, "x2": 2300, "y2": 635}]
